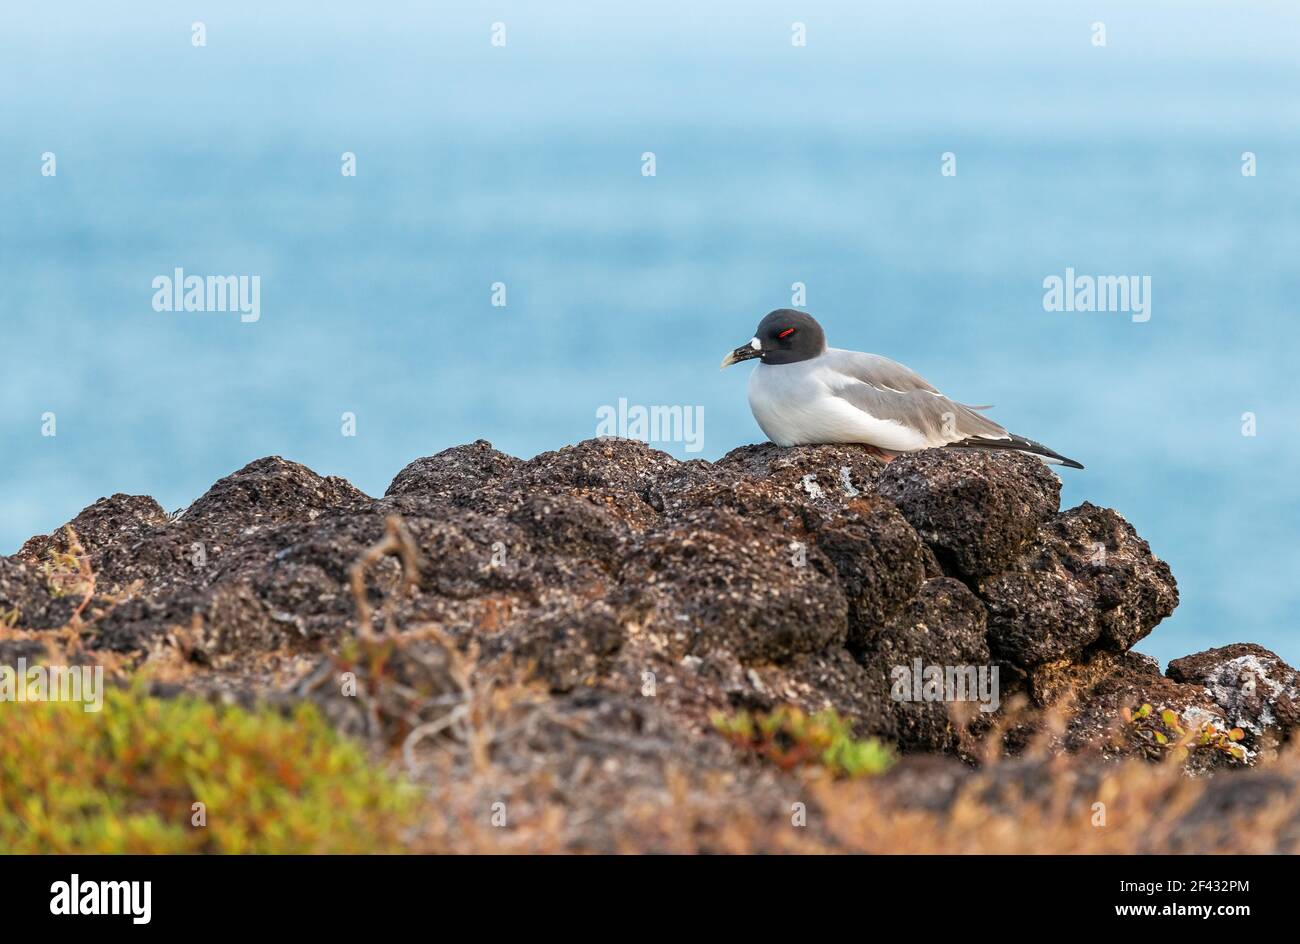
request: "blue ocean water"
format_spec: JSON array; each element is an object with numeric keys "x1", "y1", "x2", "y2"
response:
[{"x1": 2, "y1": 2, "x2": 1297, "y2": 664}]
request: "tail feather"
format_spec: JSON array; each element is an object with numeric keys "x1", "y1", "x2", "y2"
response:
[{"x1": 947, "y1": 434, "x2": 1084, "y2": 470}]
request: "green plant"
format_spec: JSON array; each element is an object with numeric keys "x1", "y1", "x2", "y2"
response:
[
  {"x1": 1122, "y1": 702, "x2": 1247, "y2": 763},
  {"x1": 0, "y1": 685, "x2": 419, "y2": 853},
  {"x1": 713, "y1": 706, "x2": 895, "y2": 777}
]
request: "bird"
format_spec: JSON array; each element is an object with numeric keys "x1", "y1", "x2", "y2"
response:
[{"x1": 720, "y1": 309, "x2": 1083, "y2": 469}]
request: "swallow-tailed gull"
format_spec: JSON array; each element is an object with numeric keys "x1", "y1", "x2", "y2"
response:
[{"x1": 720, "y1": 309, "x2": 1083, "y2": 468}]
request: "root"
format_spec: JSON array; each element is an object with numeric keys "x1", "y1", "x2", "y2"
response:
[{"x1": 349, "y1": 515, "x2": 422, "y2": 640}]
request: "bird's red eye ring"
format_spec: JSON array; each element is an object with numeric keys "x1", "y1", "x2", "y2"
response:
[{"x1": 778, "y1": 327, "x2": 796, "y2": 338}]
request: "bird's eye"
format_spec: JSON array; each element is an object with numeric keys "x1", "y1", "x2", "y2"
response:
[{"x1": 778, "y1": 327, "x2": 796, "y2": 339}]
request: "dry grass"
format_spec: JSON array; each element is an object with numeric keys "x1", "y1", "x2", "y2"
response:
[{"x1": 395, "y1": 733, "x2": 1300, "y2": 854}]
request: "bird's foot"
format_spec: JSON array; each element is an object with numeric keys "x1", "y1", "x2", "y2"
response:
[{"x1": 862, "y1": 445, "x2": 896, "y2": 464}]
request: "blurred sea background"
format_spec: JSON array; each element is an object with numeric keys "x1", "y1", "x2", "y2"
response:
[{"x1": 2, "y1": 1, "x2": 1297, "y2": 664}]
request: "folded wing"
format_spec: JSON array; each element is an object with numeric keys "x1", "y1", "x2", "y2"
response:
[{"x1": 821, "y1": 349, "x2": 1012, "y2": 448}]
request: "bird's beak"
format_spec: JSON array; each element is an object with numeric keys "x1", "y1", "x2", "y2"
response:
[{"x1": 720, "y1": 337, "x2": 762, "y2": 370}]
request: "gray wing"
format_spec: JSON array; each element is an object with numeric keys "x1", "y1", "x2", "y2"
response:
[{"x1": 820, "y1": 349, "x2": 1011, "y2": 447}]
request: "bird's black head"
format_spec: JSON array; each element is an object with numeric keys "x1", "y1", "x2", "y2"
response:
[{"x1": 720, "y1": 309, "x2": 827, "y2": 368}]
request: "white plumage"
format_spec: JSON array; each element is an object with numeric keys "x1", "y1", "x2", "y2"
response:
[{"x1": 747, "y1": 354, "x2": 932, "y2": 450}]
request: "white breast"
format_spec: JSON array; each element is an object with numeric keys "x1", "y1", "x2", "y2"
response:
[{"x1": 746, "y1": 358, "x2": 930, "y2": 451}]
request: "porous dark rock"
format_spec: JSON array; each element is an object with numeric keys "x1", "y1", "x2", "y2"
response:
[
  {"x1": 0, "y1": 558, "x2": 52, "y2": 628},
  {"x1": 501, "y1": 602, "x2": 627, "y2": 693},
  {"x1": 815, "y1": 500, "x2": 929, "y2": 652},
  {"x1": 870, "y1": 578, "x2": 991, "y2": 668},
  {"x1": 0, "y1": 637, "x2": 51, "y2": 665},
  {"x1": 1060, "y1": 652, "x2": 1236, "y2": 773},
  {"x1": 403, "y1": 514, "x2": 537, "y2": 601},
  {"x1": 56, "y1": 459, "x2": 384, "y2": 651},
  {"x1": 18, "y1": 493, "x2": 169, "y2": 564},
  {"x1": 385, "y1": 439, "x2": 523, "y2": 502},
  {"x1": 978, "y1": 571, "x2": 1098, "y2": 668},
  {"x1": 519, "y1": 438, "x2": 685, "y2": 500},
  {"x1": 504, "y1": 493, "x2": 632, "y2": 573},
  {"x1": 876, "y1": 449, "x2": 1060, "y2": 579},
  {"x1": 1167, "y1": 643, "x2": 1300, "y2": 747},
  {"x1": 615, "y1": 509, "x2": 849, "y2": 664},
  {"x1": 978, "y1": 503, "x2": 1178, "y2": 669},
  {"x1": 740, "y1": 647, "x2": 899, "y2": 742},
  {"x1": 16, "y1": 493, "x2": 177, "y2": 603},
  {"x1": 92, "y1": 592, "x2": 210, "y2": 654},
  {"x1": 1025, "y1": 650, "x2": 1131, "y2": 708},
  {"x1": 714, "y1": 442, "x2": 885, "y2": 502},
  {"x1": 655, "y1": 476, "x2": 817, "y2": 534},
  {"x1": 858, "y1": 578, "x2": 992, "y2": 751},
  {"x1": 3, "y1": 436, "x2": 1233, "y2": 775},
  {"x1": 474, "y1": 438, "x2": 677, "y2": 532},
  {"x1": 185, "y1": 456, "x2": 371, "y2": 532}
]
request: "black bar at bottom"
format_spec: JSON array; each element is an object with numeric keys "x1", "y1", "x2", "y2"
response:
[{"x1": 0, "y1": 853, "x2": 1283, "y2": 929}]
